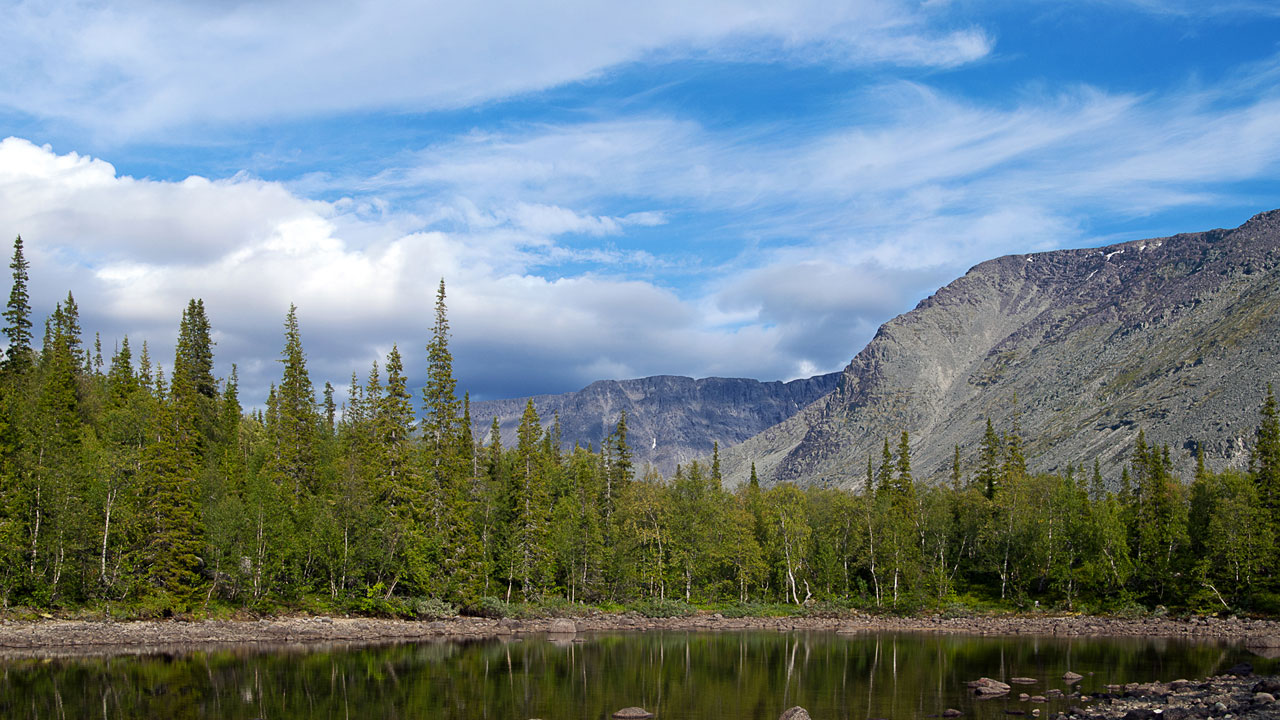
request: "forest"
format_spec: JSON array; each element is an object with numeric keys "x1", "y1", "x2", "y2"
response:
[{"x1": 0, "y1": 235, "x2": 1277, "y2": 618}]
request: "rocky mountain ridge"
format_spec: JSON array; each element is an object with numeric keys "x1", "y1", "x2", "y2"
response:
[
  {"x1": 720, "y1": 209, "x2": 1280, "y2": 487},
  {"x1": 470, "y1": 373, "x2": 841, "y2": 474}
]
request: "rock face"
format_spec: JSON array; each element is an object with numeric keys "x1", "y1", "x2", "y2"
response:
[
  {"x1": 722, "y1": 209, "x2": 1280, "y2": 487},
  {"x1": 471, "y1": 373, "x2": 840, "y2": 474}
]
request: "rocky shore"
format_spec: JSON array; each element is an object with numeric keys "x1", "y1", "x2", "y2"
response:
[
  {"x1": 779, "y1": 671, "x2": 1280, "y2": 720},
  {"x1": 0, "y1": 611, "x2": 1277, "y2": 657},
  {"x1": 1061, "y1": 672, "x2": 1280, "y2": 720}
]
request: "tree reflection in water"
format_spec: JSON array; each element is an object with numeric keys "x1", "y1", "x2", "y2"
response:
[{"x1": 0, "y1": 631, "x2": 1272, "y2": 720}]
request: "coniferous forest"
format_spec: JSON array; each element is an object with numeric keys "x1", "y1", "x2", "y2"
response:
[{"x1": 1, "y1": 235, "x2": 1279, "y2": 618}]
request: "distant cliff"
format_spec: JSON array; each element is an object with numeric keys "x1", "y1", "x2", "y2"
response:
[
  {"x1": 470, "y1": 373, "x2": 841, "y2": 474},
  {"x1": 720, "y1": 209, "x2": 1280, "y2": 488}
]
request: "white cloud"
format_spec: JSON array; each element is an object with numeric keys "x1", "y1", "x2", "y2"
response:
[
  {"x1": 0, "y1": 138, "x2": 836, "y2": 405},
  {"x1": 1, "y1": 0, "x2": 992, "y2": 139}
]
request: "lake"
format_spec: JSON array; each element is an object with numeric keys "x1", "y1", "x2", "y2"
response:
[{"x1": 0, "y1": 630, "x2": 1272, "y2": 719}]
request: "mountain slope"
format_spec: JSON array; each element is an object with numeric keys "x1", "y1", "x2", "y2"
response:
[
  {"x1": 470, "y1": 373, "x2": 841, "y2": 473},
  {"x1": 721, "y1": 209, "x2": 1280, "y2": 487}
]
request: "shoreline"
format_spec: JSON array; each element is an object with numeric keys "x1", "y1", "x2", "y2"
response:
[{"x1": 0, "y1": 612, "x2": 1278, "y2": 657}]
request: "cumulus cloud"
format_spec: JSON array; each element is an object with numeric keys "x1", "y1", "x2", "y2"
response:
[
  {"x1": 1, "y1": 0, "x2": 992, "y2": 139},
  {"x1": 0, "y1": 138, "x2": 832, "y2": 405}
]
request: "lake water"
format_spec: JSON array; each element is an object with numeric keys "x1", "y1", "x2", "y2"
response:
[{"x1": 0, "y1": 630, "x2": 1272, "y2": 719}]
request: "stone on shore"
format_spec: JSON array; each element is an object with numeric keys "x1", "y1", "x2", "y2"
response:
[
  {"x1": 1254, "y1": 678, "x2": 1280, "y2": 694},
  {"x1": 778, "y1": 707, "x2": 810, "y2": 720}
]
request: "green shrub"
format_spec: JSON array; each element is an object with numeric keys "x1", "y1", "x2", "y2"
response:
[
  {"x1": 412, "y1": 597, "x2": 458, "y2": 620},
  {"x1": 628, "y1": 598, "x2": 696, "y2": 618},
  {"x1": 469, "y1": 596, "x2": 511, "y2": 619}
]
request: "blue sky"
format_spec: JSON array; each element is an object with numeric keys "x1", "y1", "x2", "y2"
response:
[{"x1": 2, "y1": 0, "x2": 1279, "y2": 404}]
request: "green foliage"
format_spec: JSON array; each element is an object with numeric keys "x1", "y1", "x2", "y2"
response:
[
  {"x1": 628, "y1": 597, "x2": 696, "y2": 618},
  {"x1": 410, "y1": 596, "x2": 459, "y2": 620},
  {"x1": 470, "y1": 595, "x2": 513, "y2": 618}
]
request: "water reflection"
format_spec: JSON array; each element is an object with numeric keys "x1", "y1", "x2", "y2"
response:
[{"x1": 0, "y1": 630, "x2": 1272, "y2": 720}]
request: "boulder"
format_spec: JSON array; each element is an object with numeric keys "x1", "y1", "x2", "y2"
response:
[
  {"x1": 778, "y1": 708, "x2": 811, "y2": 720},
  {"x1": 970, "y1": 678, "x2": 1012, "y2": 697},
  {"x1": 548, "y1": 619, "x2": 577, "y2": 635},
  {"x1": 1226, "y1": 662, "x2": 1253, "y2": 677},
  {"x1": 1254, "y1": 678, "x2": 1280, "y2": 694},
  {"x1": 1255, "y1": 692, "x2": 1276, "y2": 704},
  {"x1": 612, "y1": 708, "x2": 654, "y2": 719}
]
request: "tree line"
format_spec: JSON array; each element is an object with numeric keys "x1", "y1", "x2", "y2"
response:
[{"x1": 0, "y1": 235, "x2": 1277, "y2": 616}]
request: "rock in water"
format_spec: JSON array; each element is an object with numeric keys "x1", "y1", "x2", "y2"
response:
[
  {"x1": 1062, "y1": 671, "x2": 1083, "y2": 683},
  {"x1": 1011, "y1": 677, "x2": 1038, "y2": 685},
  {"x1": 548, "y1": 619, "x2": 576, "y2": 634},
  {"x1": 779, "y1": 708, "x2": 811, "y2": 720},
  {"x1": 942, "y1": 709, "x2": 963, "y2": 717},
  {"x1": 970, "y1": 678, "x2": 1012, "y2": 697},
  {"x1": 1246, "y1": 635, "x2": 1280, "y2": 659},
  {"x1": 612, "y1": 709, "x2": 654, "y2": 719}
]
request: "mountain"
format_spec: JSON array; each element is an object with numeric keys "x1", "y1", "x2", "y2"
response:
[
  {"x1": 469, "y1": 373, "x2": 841, "y2": 473},
  {"x1": 720, "y1": 209, "x2": 1280, "y2": 488}
]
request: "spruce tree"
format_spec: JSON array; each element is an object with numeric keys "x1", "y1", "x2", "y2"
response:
[
  {"x1": 2, "y1": 236, "x2": 32, "y2": 374},
  {"x1": 173, "y1": 299, "x2": 215, "y2": 400},
  {"x1": 895, "y1": 431, "x2": 913, "y2": 494},
  {"x1": 172, "y1": 299, "x2": 217, "y2": 457},
  {"x1": 422, "y1": 279, "x2": 461, "y2": 458},
  {"x1": 140, "y1": 392, "x2": 205, "y2": 604},
  {"x1": 978, "y1": 418, "x2": 1002, "y2": 499},
  {"x1": 512, "y1": 399, "x2": 551, "y2": 599},
  {"x1": 876, "y1": 437, "x2": 893, "y2": 491},
  {"x1": 1253, "y1": 384, "x2": 1280, "y2": 523},
  {"x1": 267, "y1": 305, "x2": 320, "y2": 499}
]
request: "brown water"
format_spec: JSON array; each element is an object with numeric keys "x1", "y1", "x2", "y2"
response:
[{"x1": 0, "y1": 630, "x2": 1271, "y2": 719}]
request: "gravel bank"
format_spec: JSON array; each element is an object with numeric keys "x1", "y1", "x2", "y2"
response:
[{"x1": 0, "y1": 612, "x2": 1277, "y2": 657}]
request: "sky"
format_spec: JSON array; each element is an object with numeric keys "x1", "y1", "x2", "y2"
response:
[{"x1": 2, "y1": 0, "x2": 1279, "y2": 405}]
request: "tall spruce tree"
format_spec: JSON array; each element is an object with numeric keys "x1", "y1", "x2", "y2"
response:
[
  {"x1": 978, "y1": 418, "x2": 1002, "y2": 499},
  {"x1": 172, "y1": 299, "x2": 217, "y2": 457},
  {"x1": 2, "y1": 236, "x2": 32, "y2": 374},
  {"x1": 1253, "y1": 384, "x2": 1280, "y2": 524},
  {"x1": 511, "y1": 399, "x2": 550, "y2": 599},
  {"x1": 265, "y1": 305, "x2": 321, "y2": 512}
]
